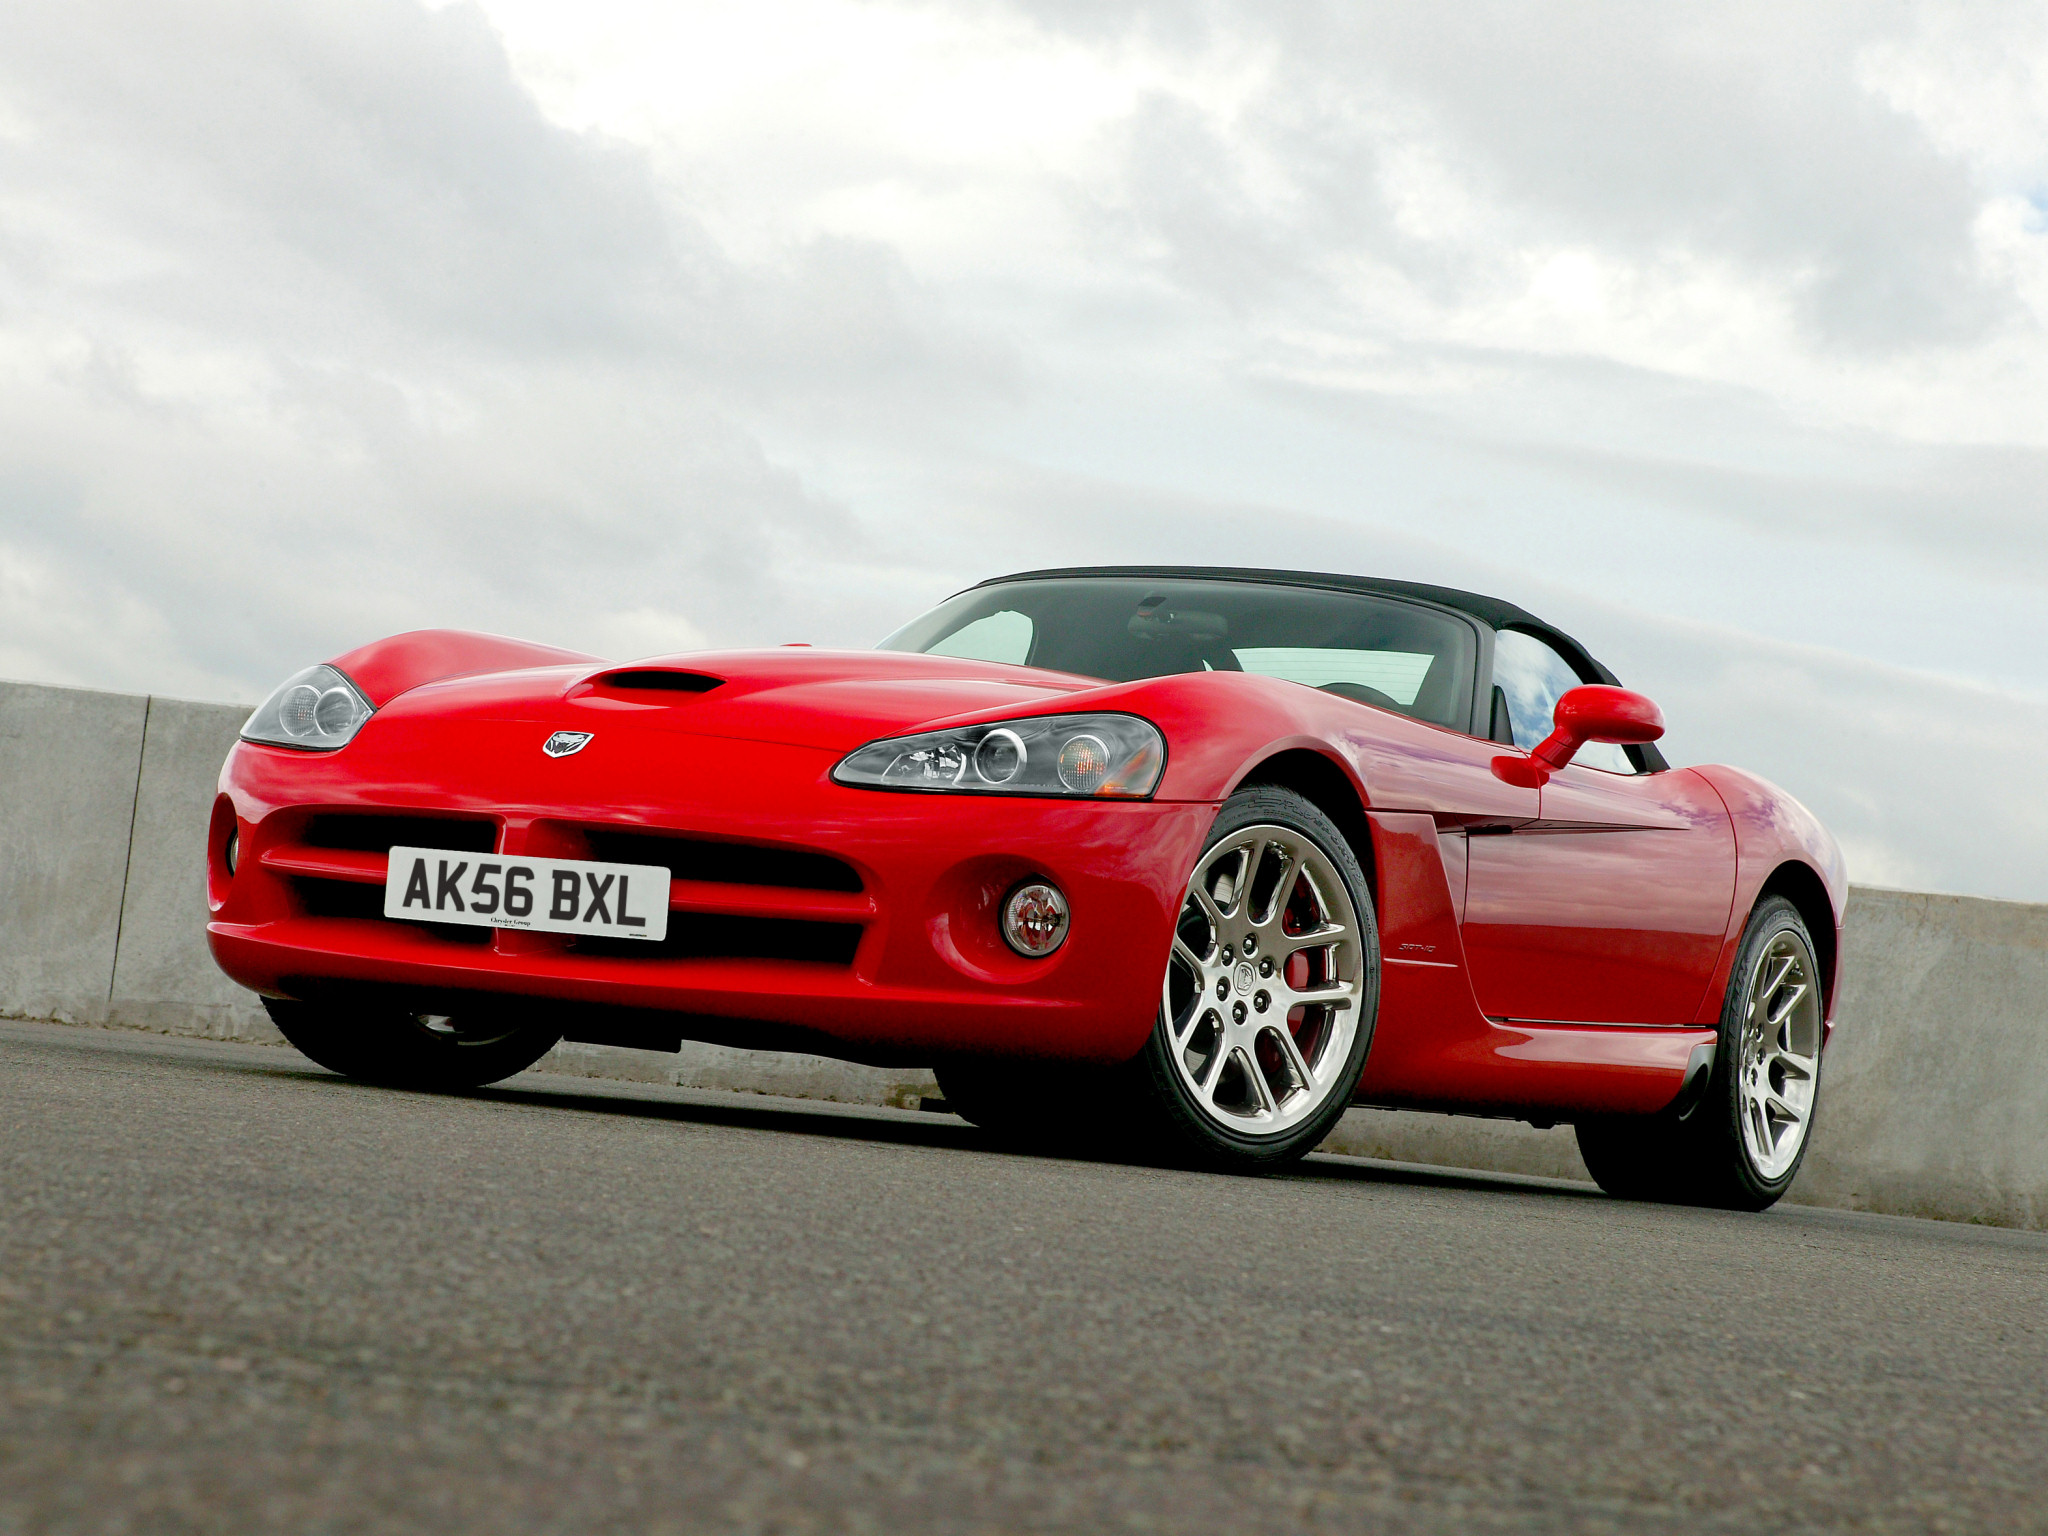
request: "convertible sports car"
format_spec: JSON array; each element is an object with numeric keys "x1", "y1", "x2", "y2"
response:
[{"x1": 208, "y1": 567, "x2": 1843, "y2": 1210}]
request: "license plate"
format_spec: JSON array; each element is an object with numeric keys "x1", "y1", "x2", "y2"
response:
[{"x1": 383, "y1": 847, "x2": 670, "y2": 942}]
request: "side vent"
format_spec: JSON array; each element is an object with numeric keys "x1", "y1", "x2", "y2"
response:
[{"x1": 596, "y1": 669, "x2": 725, "y2": 694}]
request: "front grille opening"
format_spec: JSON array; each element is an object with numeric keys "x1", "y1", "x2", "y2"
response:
[
  {"x1": 301, "y1": 814, "x2": 497, "y2": 855},
  {"x1": 597, "y1": 669, "x2": 724, "y2": 693},
  {"x1": 290, "y1": 876, "x2": 489, "y2": 946},
  {"x1": 575, "y1": 916, "x2": 861, "y2": 965},
  {"x1": 581, "y1": 831, "x2": 862, "y2": 893}
]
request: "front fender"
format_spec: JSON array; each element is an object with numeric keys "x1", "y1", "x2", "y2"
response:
[{"x1": 329, "y1": 630, "x2": 604, "y2": 707}]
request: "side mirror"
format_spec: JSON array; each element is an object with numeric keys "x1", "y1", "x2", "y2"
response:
[{"x1": 1493, "y1": 685, "x2": 1664, "y2": 786}]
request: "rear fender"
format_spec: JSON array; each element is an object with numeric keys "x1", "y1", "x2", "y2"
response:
[{"x1": 1689, "y1": 764, "x2": 1848, "y2": 1031}]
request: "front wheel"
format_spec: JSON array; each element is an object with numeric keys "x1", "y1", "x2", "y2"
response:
[
  {"x1": 1576, "y1": 895, "x2": 1826, "y2": 1211},
  {"x1": 263, "y1": 998, "x2": 562, "y2": 1090},
  {"x1": 1127, "y1": 786, "x2": 1380, "y2": 1172}
]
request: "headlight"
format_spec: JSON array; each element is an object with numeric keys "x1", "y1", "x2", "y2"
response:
[
  {"x1": 832, "y1": 713, "x2": 1165, "y2": 798},
  {"x1": 240, "y1": 664, "x2": 374, "y2": 751}
]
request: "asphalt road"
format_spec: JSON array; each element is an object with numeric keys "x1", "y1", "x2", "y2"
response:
[{"x1": 3, "y1": 1020, "x2": 2045, "y2": 1535}]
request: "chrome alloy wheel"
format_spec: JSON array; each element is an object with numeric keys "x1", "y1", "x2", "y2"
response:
[
  {"x1": 1736, "y1": 930, "x2": 1824, "y2": 1180},
  {"x1": 1161, "y1": 824, "x2": 1365, "y2": 1137}
]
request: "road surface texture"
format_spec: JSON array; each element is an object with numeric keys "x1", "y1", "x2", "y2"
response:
[{"x1": 2, "y1": 1019, "x2": 2044, "y2": 1535}]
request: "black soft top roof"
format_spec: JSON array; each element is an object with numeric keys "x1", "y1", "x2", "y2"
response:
[{"x1": 975, "y1": 565, "x2": 1620, "y2": 685}]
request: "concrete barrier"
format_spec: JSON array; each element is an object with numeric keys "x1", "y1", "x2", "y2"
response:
[
  {"x1": 109, "y1": 697, "x2": 277, "y2": 1040},
  {"x1": 0, "y1": 682, "x2": 147, "y2": 1025},
  {"x1": 2, "y1": 677, "x2": 2041, "y2": 1225},
  {"x1": 1796, "y1": 888, "x2": 2048, "y2": 1228}
]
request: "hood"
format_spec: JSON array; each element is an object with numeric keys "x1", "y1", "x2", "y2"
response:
[{"x1": 371, "y1": 647, "x2": 1102, "y2": 753}]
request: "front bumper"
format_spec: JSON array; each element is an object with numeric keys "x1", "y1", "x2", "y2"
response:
[{"x1": 208, "y1": 724, "x2": 1215, "y2": 1066}]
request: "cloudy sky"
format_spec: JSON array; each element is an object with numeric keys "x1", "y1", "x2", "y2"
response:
[{"x1": 4, "y1": 0, "x2": 2047, "y2": 898}]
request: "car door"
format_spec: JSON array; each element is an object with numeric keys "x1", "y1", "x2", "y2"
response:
[{"x1": 1460, "y1": 630, "x2": 1736, "y2": 1025}]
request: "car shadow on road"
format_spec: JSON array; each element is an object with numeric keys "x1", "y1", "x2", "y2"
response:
[
  {"x1": 462, "y1": 1070, "x2": 1612, "y2": 1205},
  {"x1": 35, "y1": 1017, "x2": 1610, "y2": 1208},
  {"x1": 1290, "y1": 1152, "x2": 1607, "y2": 1201},
  {"x1": 486, "y1": 1075, "x2": 991, "y2": 1151}
]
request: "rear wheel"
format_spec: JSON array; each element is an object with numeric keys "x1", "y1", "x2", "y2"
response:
[
  {"x1": 263, "y1": 998, "x2": 562, "y2": 1090},
  {"x1": 1576, "y1": 896, "x2": 1826, "y2": 1211},
  {"x1": 1128, "y1": 786, "x2": 1380, "y2": 1172}
]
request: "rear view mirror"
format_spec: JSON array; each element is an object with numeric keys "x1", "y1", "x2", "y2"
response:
[{"x1": 1493, "y1": 685, "x2": 1664, "y2": 786}]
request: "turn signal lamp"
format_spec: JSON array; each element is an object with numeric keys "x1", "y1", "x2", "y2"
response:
[{"x1": 1055, "y1": 734, "x2": 1110, "y2": 793}]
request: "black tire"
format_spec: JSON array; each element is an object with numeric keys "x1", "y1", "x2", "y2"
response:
[
  {"x1": 1576, "y1": 895, "x2": 1826, "y2": 1212},
  {"x1": 263, "y1": 998, "x2": 562, "y2": 1090},
  {"x1": 1124, "y1": 785, "x2": 1380, "y2": 1173},
  {"x1": 932, "y1": 1058, "x2": 1105, "y2": 1147},
  {"x1": 1574, "y1": 1110, "x2": 1693, "y2": 1203}
]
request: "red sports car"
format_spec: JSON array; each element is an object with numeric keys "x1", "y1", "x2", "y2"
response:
[{"x1": 208, "y1": 567, "x2": 1843, "y2": 1210}]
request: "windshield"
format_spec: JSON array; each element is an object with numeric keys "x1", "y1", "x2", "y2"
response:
[{"x1": 880, "y1": 578, "x2": 1478, "y2": 730}]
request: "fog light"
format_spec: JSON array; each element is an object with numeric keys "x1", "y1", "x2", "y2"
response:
[
  {"x1": 224, "y1": 830, "x2": 239, "y2": 877},
  {"x1": 1001, "y1": 880, "x2": 1069, "y2": 957}
]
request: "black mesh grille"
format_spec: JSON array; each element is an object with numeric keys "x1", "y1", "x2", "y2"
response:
[
  {"x1": 290, "y1": 876, "x2": 489, "y2": 946},
  {"x1": 280, "y1": 817, "x2": 864, "y2": 968},
  {"x1": 301, "y1": 814, "x2": 497, "y2": 855},
  {"x1": 581, "y1": 831, "x2": 862, "y2": 893}
]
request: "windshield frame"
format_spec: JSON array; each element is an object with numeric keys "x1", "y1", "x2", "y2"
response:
[{"x1": 881, "y1": 574, "x2": 1490, "y2": 735}]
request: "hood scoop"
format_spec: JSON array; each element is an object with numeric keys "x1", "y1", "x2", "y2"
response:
[{"x1": 591, "y1": 668, "x2": 725, "y2": 695}]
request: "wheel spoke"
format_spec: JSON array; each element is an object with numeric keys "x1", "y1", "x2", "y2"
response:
[
  {"x1": 1266, "y1": 1024, "x2": 1315, "y2": 1095},
  {"x1": 1257, "y1": 851, "x2": 1295, "y2": 927},
  {"x1": 1762, "y1": 1087, "x2": 1805, "y2": 1124},
  {"x1": 1772, "y1": 1050, "x2": 1815, "y2": 1083},
  {"x1": 1766, "y1": 982, "x2": 1809, "y2": 1033},
  {"x1": 1285, "y1": 921, "x2": 1347, "y2": 945},
  {"x1": 1287, "y1": 982, "x2": 1354, "y2": 1008},
  {"x1": 1190, "y1": 883, "x2": 1226, "y2": 932},
  {"x1": 1236, "y1": 1047, "x2": 1276, "y2": 1113},
  {"x1": 1760, "y1": 953, "x2": 1797, "y2": 998},
  {"x1": 1203, "y1": 1045, "x2": 1240, "y2": 1107},
  {"x1": 1171, "y1": 934, "x2": 1210, "y2": 973},
  {"x1": 1220, "y1": 844, "x2": 1258, "y2": 918},
  {"x1": 1747, "y1": 1095, "x2": 1776, "y2": 1156},
  {"x1": 1277, "y1": 952, "x2": 1355, "y2": 1007}
]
